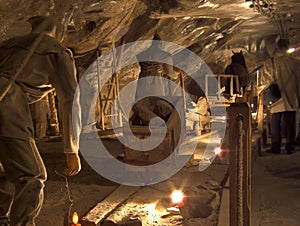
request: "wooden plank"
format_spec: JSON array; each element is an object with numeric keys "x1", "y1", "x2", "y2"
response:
[
  {"x1": 257, "y1": 93, "x2": 264, "y2": 133},
  {"x1": 81, "y1": 186, "x2": 141, "y2": 226},
  {"x1": 123, "y1": 126, "x2": 167, "y2": 135}
]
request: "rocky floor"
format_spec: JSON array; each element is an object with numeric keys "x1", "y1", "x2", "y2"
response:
[
  {"x1": 251, "y1": 144, "x2": 300, "y2": 226},
  {"x1": 33, "y1": 133, "x2": 300, "y2": 226},
  {"x1": 35, "y1": 134, "x2": 228, "y2": 226}
]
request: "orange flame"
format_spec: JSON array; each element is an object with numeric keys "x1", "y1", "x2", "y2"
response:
[{"x1": 72, "y1": 212, "x2": 79, "y2": 224}]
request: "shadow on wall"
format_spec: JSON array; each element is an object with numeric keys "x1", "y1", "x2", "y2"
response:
[{"x1": 206, "y1": 62, "x2": 225, "y2": 74}]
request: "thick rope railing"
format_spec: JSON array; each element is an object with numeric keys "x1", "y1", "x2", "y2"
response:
[{"x1": 236, "y1": 114, "x2": 245, "y2": 225}]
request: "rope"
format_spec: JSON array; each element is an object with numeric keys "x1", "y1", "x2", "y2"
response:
[
  {"x1": 54, "y1": 169, "x2": 74, "y2": 224},
  {"x1": 0, "y1": 32, "x2": 45, "y2": 102},
  {"x1": 236, "y1": 114, "x2": 244, "y2": 226}
]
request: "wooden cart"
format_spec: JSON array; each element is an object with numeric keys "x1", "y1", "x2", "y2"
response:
[{"x1": 123, "y1": 97, "x2": 185, "y2": 164}]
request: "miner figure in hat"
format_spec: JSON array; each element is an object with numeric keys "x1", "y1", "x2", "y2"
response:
[{"x1": 0, "y1": 15, "x2": 81, "y2": 225}]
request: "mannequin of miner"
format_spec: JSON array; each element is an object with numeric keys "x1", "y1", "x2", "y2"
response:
[
  {"x1": 133, "y1": 33, "x2": 180, "y2": 126},
  {"x1": 0, "y1": 16, "x2": 81, "y2": 225}
]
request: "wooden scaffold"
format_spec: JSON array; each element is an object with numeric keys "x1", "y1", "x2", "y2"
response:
[{"x1": 96, "y1": 40, "x2": 123, "y2": 132}]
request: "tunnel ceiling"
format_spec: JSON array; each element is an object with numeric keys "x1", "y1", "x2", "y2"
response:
[{"x1": 1, "y1": 0, "x2": 300, "y2": 74}]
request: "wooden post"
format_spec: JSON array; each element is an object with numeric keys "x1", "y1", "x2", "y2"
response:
[
  {"x1": 257, "y1": 92, "x2": 264, "y2": 133},
  {"x1": 228, "y1": 102, "x2": 251, "y2": 226},
  {"x1": 33, "y1": 96, "x2": 49, "y2": 139},
  {"x1": 48, "y1": 91, "x2": 60, "y2": 136}
]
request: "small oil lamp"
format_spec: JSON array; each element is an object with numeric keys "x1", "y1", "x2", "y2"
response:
[
  {"x1": 170, "y1": 190, "x2": 185, "y2": 207},
  {"x1": 71, "y1": 212, "x2": 81, "y2": 226}
]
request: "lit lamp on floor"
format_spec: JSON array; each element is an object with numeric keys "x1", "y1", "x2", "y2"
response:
[
  {"x1": 71, "y1": 212, "x2": 81, "y2": 226},
  {"x1": 170, "y1": 190, "x2": 185, "y2": 207},
  {"x1": 167, "y1": 190, "x2": 186, "y2": 214},
  {"x1": 166, "y1": 190, "x2": 186, "y2": 214}
]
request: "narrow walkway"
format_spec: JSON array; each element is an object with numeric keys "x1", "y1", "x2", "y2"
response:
[
  {"x1": 36, "y1": 135, "x2": 228, "y2": 226},
  {"x1": 251, "y1": 146, "x2": 300, "y2": 226}
]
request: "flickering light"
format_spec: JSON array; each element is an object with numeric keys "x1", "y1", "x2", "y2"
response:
[
  {"x1": 171, "y1": 190, "x2": 184, "y2": 204},
  {"x1": 214, "y1": 147, "x2": 222, "y2": 155},
  {"x1": 72, "y1": 212, "x2": 79, "y2": 224},
  {"x1": 287, "y1": 48, "x2": 295, "y2": 54},
  {"x1": 71, "y1": 212, "x2": 81, "y2": 226}
]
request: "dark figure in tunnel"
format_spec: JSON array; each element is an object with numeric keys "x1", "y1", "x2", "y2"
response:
[
  {"x1": 0, "y1": 16, "x2": 81, "y2": 225},
  {"x1": 132, "y1": 33, "x2": 180, "y2": 126},
  {"x1": 224, "y1": 50, "x2": 250, "y2": 94},
  {"x1": 262, "y1": 38, "x2": 300, "y2": 154}
]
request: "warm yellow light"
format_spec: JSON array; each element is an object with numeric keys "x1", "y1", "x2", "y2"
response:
[
  {"x1": 144, "y1": 203, "x2": 157, "y2": 221},
  {"x1": 287, "y1": 48, "x2": 295, "y2": 54},
  {"x1": 240, "y1": 2, "x2": 252, "y2": 8},
  {"x1": 171, "y1": 190, "x2": 184, "y2": 204},
  {"x1": 72, "y1": 212, "x2": 79, "y2": 224}
]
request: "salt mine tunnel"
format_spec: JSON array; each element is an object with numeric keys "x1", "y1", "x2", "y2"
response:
[{"x1": 0, "y1": 0, "x2": 300, "y2": 225}]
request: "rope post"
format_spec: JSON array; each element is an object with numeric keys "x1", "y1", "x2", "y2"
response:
[{"x1": 228, "y1": 102, "x2": 251, "y2": 226}]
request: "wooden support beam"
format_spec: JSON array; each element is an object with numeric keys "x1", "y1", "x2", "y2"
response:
[{"x1": 257, "y1": 93, "x2": 264, "y2": 133}]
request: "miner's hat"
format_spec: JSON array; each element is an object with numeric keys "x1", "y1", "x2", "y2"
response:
[{"x1": 27, "y1": 15, "x2": 63, "y2": 35}]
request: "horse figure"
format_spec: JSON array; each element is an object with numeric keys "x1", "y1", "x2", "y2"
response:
[{"x1": 224, "y1": 50, "x2": 249, "y2": 94}]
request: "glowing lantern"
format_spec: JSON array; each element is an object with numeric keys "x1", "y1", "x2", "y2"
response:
[{"x1": 171, "y1": 190, "x2": 184, "y2": 205}]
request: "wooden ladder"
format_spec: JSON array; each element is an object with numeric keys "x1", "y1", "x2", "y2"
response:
[{"x1": 96, "y1": 40, "x2": 123, "y2": 131}]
